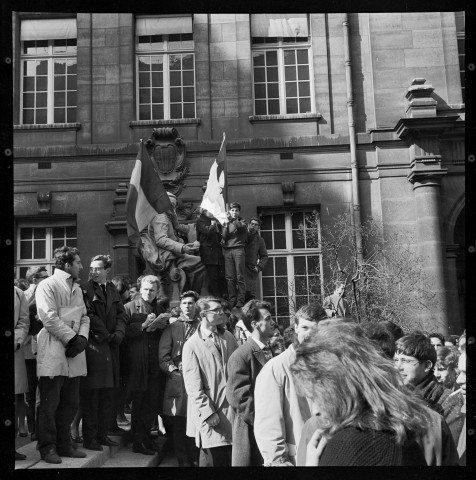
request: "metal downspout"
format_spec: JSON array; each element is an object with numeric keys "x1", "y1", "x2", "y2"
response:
[{"x1": 343, "y1": 14, "x2": 363, "y2": 264}]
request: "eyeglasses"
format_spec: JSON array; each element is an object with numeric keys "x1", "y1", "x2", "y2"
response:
[
  {"x1": 202, "y1": 308, "x2": 224, "y2": 315},
  {"x1": 393, "y1": 357, "x2": 421, "y2": 367},
  {"x1": 89, "y1": 267, "x2": 104, "y2": 272}
]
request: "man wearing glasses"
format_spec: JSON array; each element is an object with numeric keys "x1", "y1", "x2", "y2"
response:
[
  {"x1": 182, "y1": 296, "x2": 238, "y2": 466},
  {"x1": 394, "y1": 333, "x2": 451, "y2": 414}
]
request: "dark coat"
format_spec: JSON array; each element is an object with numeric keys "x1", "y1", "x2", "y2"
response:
[
  {"x1": 81, "y1": 280, "x2": 126, "y2": 389},
  {"x1": 245, "y1": 231, "x2": 268, "y2": 272},
  {"x1": 225, "y1": 337, "x2": 269, "y2": 466},
  {"x1": 158, "y1": 316, "x2": 200, "y2": 416},
  {"x1": 196, "y1": 215, "x2": 224, "y2": 265},
  {"x1": 123, "y1": 298, "x2": 165, "y2": 392},
  {"x1": 415, "y1": 373, "x2": 451, "y2": 415}
]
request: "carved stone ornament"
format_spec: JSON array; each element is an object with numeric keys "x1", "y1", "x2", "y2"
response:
[
  {"x1": 37, "y1": 191, "x2": 51, "y2": 214},
  {"x1": 144, "y1": 127, "x2": 189, "y2": 196}
]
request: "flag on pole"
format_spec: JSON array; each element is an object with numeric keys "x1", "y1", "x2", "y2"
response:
[
  {"x1": 126, "y1": 141, "x2": 171, "y2": 243},
  {"x1": 201, "y1": 132, "x2": 228, "y2": 224}
]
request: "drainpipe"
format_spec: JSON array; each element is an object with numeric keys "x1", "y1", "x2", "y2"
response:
[{"x1": 342, "y1": 14, "x2": 363, "y2": 264}]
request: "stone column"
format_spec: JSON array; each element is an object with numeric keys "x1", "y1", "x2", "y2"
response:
[{"x1": 445, "y1": 244, "x2": 463, "y2": 333}]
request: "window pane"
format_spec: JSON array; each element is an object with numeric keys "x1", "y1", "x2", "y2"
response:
[
  {"x1": 36, "y1": 60, "x2": 48, "y2": 75},
  {"x1": 286, "y1": 82, "x2": 297, "y2": 97},
  {"x1": 138, "y1": 57, "x2": 150, "y2": 71},
  {"x1": 151, "y1": 57, "x2": 163, "y2": 71},
  {"x1": 54, "y1": 92, "x2": 65, "y2": 107},
  {"x1": 66, "y1": 226, "x2": 77, "y2": 238},
  {"x1": 36, "y1": 76, "x2": 47, "y2": 91},
  {"x1": 54, "y1": 60, "x2": 66, "y2": 74},
  {"x1": 52, "y1": 239, "x2": 63, "y2": 251},
  {"x1": 299, "y1": 98, "x2": 311, "y2": 113},
  {"x1": 139, "y1": 72, "x2": 150, "y2": 88},
  {"x1": 23, "y1": 76, "x2": 35, "y2": 91},
  {"x1": 139, "y1": 104, "x2": 151, "y2": 120},
  {"x1": 308, "y1": 256, "x2": 320, "y2": 273},
  {"x1": 292, "y1": 230, "x2": 305, "y2": 249},
  {"x1": 285, "y1": 66, "x2": 296, "y2": 81},
  {"x1": 183, "y1": 87, "x2": 194, "y2": 102},
  {"x1": 20, "y1": 242, "x2": 32, "y2": 259},
  {"x1": 273, "y1": 214, "x2": 285, "y2": 229},
  {"x1": 276, "y1": 297, "x2": 288, "y2": 316},
  {"x1": 183, "y1": 70, "x2": 194, "y2": 86},
  {"x1": 23, "y1": 93, "x2": 34, "y2": 109},
  {"x1": 255, "y1": 84, "x2": 266, "y2": 99},
  {"x1": 262, "y1": 258, "x2": 274, "y2": 276},
  {"x1": 294, "y1": 256, "x2": 306, "y2": 272},
  {"x1": 170, "y1": 71, "x2": 181, "y2": 86},
  {"x1": 274, "y1": 231, "x2": 286, "y2": 249},
  {"x1": 68, "y1": 239, "x2": 77, "y2": 248},
  {"x1": 36, "y1": 109, "x2": 47, "y2": 124},
  {"x1": 261, "y1": 215, "x2": 272, "y2": 230},
  {"x1": 151, "y1": 88, "x2": 163, "y2": 103},
  {"x1": 67, "y1": 92, "x2": 76, "y2": 106},
  {"x1": 266, "y1": 51, "x2": 277, "y2": 65},
  {"x1": 267, "y1": 67, "x2": 278, "y2": 82},
  {"x1": 66, "y1": 107, "x2": 76, "y2": 122},
  {"x1": 295, "y1": 279, "x2": 307, "y2": 295},
  {"x1": 151, "y1": 35, "x2": 164, "y2": 50},
  {"x1": 296, "y1": 49, "x2": 309, "y2": 64},
  {"x1": 152, "y1": 104, "x2": 164, "y2": 119},
  {"x1": 34, "y1": 240, "x2": 46, "y2": 259},
  {"x1": 261, "y1": 230, "x2": 272, "y2": 249},
  {"x1": 286, "y1": 98, "x2": 298, "y2": 114},
  {"x1": 169, "y1": 55, "x2": 181, "y2": 70},
  {"x1": 53, "y1": 39, "x2": 67, "y2": 53},
  {"x1": 23, "y1": 41, "x2": 36, "y2": 54},
  {"x1": 52, "y1": 227, "x2": 64, "y2": 238},
  {"x1": 267, "y1": 83, "x2": 279, "y2": 99},
  {"x1": 254, "y1": 67, "x2": 266, "y2": 83},
  {"x1": 170, "y1": 87, "x2": 182, "y2": 102},
  {"x1": 299, "y1": 82, "x2": 310, "y2": 97},
  {"x1": 170, "y1": 103, "x2": 182, "y2": 119},
  {"x1": 151, "y1": 72, "x2": 163, "y2": 87},
  {"x1": 275, "y1": 257, "x2": 287, "y2": 275},
  {"x1": 291, "y1": 212, "x2": 304, "y2": 229},
  {"x1": 23, "y1": 109, "x2": 34, "y2": 124},
  {"x1": 67, "y1": 60, "x2": 77, "y2": 74},
  {"x1": 139, "y1": 88, "x2": 150, "y2": 104},
  {"x1": 298, "y1": 65, "x2": 309, "y2": 80},
  {"x1": 262, "y1": 277, "x2": 276, "y2": 296},
  {"x1": 54, "y1": 108, "x2": 65, "y2": 123},
  {"x1": 253, "y1": 51, "x2": 265, "y2": 67},
  {"x1": 54, "y1": 76, "x2": 65, "y2": 91},
  {"x1": 268, "y1": 99, "x2": 279, "y2": 114},
  {"x1": 284, "y1": 50, "x2": 295, "y2": 65},
  {"x1": 183, "y1": 103, "x2": 195, "y2": 118},
  {"x1": 36, "y1": 93, "x2": 47, "y2": 108},
  {"x1": 20, "y1": 228, "x2": 32, "y2": 240},
  {"x1": 34, "y1": 228, "x2": 46, "y2": 239},
  {"x1": 182, "y1": 54, "x2": 194, "y2": 70}
]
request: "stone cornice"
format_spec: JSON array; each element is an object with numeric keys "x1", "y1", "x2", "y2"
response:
[{"x1": 394, "y1": 115, "x2": 460, "y2": 141}]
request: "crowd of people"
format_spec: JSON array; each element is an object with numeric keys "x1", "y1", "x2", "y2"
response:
[{"x1": 14, "y1": 241, "x2": 467, "y2": 466}]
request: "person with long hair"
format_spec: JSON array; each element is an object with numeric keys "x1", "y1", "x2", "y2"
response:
[
  {"x1": 291, "y1": 323, "x2": 430, "y2": 466},
  {"x1": 434, "y1": 346, "x2": 460, "y2": 391}
]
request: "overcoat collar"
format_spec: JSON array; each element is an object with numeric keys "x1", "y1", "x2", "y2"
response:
[
  {"x1": 197, "y1": 324, "x2": 226, "y2": 369},
  {"x1": 247, "y1": 337, "x2": 267, "y2": 367}
]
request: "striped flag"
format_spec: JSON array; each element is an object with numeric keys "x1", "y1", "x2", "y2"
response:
[
  {"x1": 201, "y1": 133, "x2": 228, "y2": 224},
  {"x1": 126, "y1": 141, "x2": 171, "y2": 243}
]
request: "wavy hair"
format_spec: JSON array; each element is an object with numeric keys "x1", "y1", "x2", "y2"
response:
[
  {"x1": 291, "y1": 322, "x2": 430, "y2": 445},
  {"x1": 91, "y1": 254, "x2": 112, "y2": 270}
]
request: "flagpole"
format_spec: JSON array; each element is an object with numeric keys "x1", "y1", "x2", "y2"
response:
[{"x1": 222, "y1": 132, "x2": 228, "y2": 210}]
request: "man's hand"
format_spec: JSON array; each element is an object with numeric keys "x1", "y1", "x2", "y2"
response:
[
  {"x1": 205, "y1": 412, "x2": 220, "y2": 427},
  {"x1": 306, "y1": 429, "x2": 328, "y2": 466},
  {"x1": 142, "y1": 313, "x2": 156, "y2": 330}
]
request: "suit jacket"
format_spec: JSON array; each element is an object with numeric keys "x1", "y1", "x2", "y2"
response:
[
  {"x1": 254, "y1": 344, "x2": 312, "y2": 465},
  {"x1": 182, "y1": 324, "x2": 238, "y2": 448},
  {"x1": 158, "y1": 316, "x2": 199, "y2": 416},
  {"x1": 226, "y1": 337, "x2": 270, "y2": 466},
  {"x1": 81, "y1": 280, "x2": 126, "y2": 389}
]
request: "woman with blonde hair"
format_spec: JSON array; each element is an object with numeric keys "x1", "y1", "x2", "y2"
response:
[{"x1": 291, "y1": 323, "x2": 430, "y2": 466}]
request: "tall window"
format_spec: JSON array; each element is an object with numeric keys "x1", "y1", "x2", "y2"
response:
[
  {"x1": 136, "y1": 15, "x2": 196, "y2": 120},
  {"x1": 251, "y1": 14, "x2": 313, "y2": 116},
  {"x1": 455, "y1": 11, "x2": 465, "y2": 103},
  {"x1": 259, "y1": 210, "x2": 323, "y2": 327},
  {"x1": 20, "y1": 18, "x2": 77, "y2": 124},
  {"x1": 16, "y1": 223, "x2": 77, "y2": 278}
]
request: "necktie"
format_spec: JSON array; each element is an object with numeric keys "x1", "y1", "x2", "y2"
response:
[
  {"x1": 212, "y1": 332, "x2": 222, "y2": 356},
  {"x1": 101, "y1": 284, "x2": 106, "y2": 297}
]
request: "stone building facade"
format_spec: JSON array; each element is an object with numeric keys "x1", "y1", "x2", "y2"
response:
[{"x1": 12, "y1": 12, "x2": 465, "y2": 333}]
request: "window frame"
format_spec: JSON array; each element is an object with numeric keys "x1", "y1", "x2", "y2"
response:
[
  {"x1": 259, "y1": 209, "x2": 324, "y2": 326},
  {"x1": 19, "y1": 38, "x2": 77, "y2": 125},
  {"x1": 15, "y1": 220, "x2": 77, "y2": 278},
  {"x1": 135, "y1": 25, "x2": 196, "y2": 121},
  {"x1": 251, "y1": 20, "x2": 315, "y2": 116}
]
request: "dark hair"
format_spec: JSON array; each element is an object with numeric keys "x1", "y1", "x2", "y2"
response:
[
  {"x1": 436, "y1": 346, "x2": 459, "y2": 370},
  {"x1": 242, "y1": 306, "x2": 269, "y2": 331},
  {"x1": 283, "y1": 326, "x2": 295, "y2": 348},
  {"x1": 25, "y1": 266, "x2": 47, "y2": 283},
  {"x1": 220, "y1": 299, "x2": 232, "y2": 311},
  {"x1": 180, "y1": 290, "x2": 200, "y2": 302},
  {"x1": 54, "y1": 246, "x2": 80, "y2": 270},
  {"x1": 229, "y1": 202, "x2": 241, "y2": 211},
  {"x1": 242, "y1": 299, "x2": 271, "y2": 315},
  {"x1": 294, "y1": 302, "x2": 327, "y2": 326},
  {"x1": 248, "y1": 217, "x2": 261, "y2": 226},
  {"x1": 14, "y1": 278, "x2": 29, "y2": 291},
  {"x1": 91, "y1": 254, "x2": 112, "y2": 270},
  {"x1": 361, "y1": 323, "x2": 395, "y2": 360},
  {"x1": 111, "y1": 275, "x2": 130, "y2": 296},
  {"x1": 395, "y1": 333, "x2": 436, "y2": 367},
  {"x1": 428, "y1": 332, "x2": 445, "y2": 345},
  {"x1": 196, "y1": 296, "x2": 222, "y2": 313},
  {"x1": 379, "y1": 320, "x2": 405, "y2": 342}
]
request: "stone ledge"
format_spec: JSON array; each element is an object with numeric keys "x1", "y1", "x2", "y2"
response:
[
  {"x1": 14, "y1": 123, "x2": 81, "y2": 131},
  {"x1": 249, "y1": 112, "x2": 321, "y2": 124},
  {"x1": 129, "y1": 118, "x2": 201, "y2": 128}
]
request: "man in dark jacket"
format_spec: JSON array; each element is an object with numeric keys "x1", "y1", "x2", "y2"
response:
[
  {"x1": 124, "y1": 275, "x2": 170, "y2": 455},
  {"x1": 225, "y1": 303, "x2": 275, "y2": 466},
  {"x1": 222, "y1": 202, "x2": 248, "y2": 308},
  {"x1": 196, "y1": 210, "x2": 226, "y2": 298},
  {"x1": 394, "y1": 333, "x2": 451, "y2": 415},
  {"x1": 244, "y1": 218, "x2": 268, "y2": 303},
  {"x1": 81, "y1": 254, "x2": 126, "y2": 451}
]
